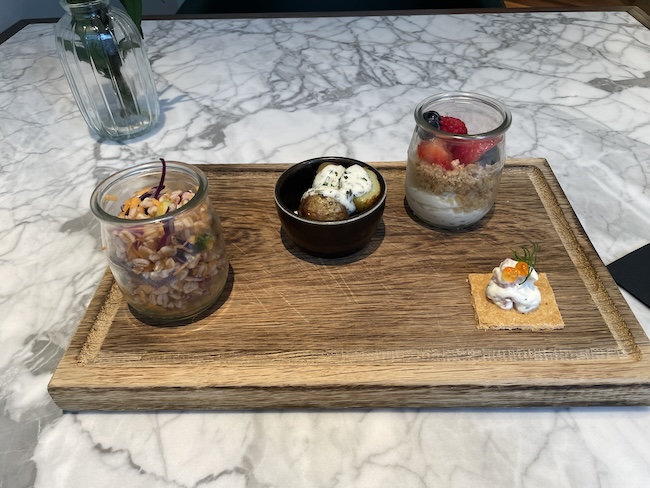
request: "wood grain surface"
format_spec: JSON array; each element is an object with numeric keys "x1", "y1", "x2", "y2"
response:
[{"x1": 48, "y1": 159, "x2": 650, "y2": 410}]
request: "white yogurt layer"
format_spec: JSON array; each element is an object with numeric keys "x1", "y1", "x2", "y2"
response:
[
  {"x1": 405, "y1": 183, "x2": 489, "y2": 228},
  {"x1": 486, "y1": 258, "x2": 541, "y2": 314}
]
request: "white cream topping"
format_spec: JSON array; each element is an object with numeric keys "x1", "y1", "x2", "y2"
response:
[
  {"x1": 313, "y1": 164, "x2": 346, "y2": 189},
  {"x1": 302, "y1": 164, "x2": 372, "y2": 215},
  {"x1": 339, "y1": 164, "x2": 372, "y2": 198},
  {"x1": 486, "y1": 258, "x2": 541, "y2": 314}
]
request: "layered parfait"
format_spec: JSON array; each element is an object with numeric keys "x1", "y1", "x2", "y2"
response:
[{"x1": 405, "y1": 93, "x2": 511, "y2": 229}]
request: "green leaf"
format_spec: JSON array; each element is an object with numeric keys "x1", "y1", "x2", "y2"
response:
[
  {"x1": 195, "y1": 233, "x2": 215, "y2": 252},
  {"x1": 119, "y1": 0, "x2": 143, "y2": 37}
]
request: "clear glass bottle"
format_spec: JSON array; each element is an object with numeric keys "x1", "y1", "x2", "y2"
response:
[
  {"x1": 55, "y1": 0, "x2": 160, "y2": 140},
  {"x1": 91, "y1": 161, "x2": 229, "y2": 321},
  {"x1": 405, "y1": 92, "x2": 512, "y2": 230}
]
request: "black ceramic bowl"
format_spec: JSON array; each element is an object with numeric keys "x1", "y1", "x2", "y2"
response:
[{"x1": 274, "y1": 156, "x2": 387, "y2": 257}]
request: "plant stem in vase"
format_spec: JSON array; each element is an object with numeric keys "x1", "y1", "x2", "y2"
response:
[{"x1": 55, "y1": 0, "x2": 160, "y2": 140}]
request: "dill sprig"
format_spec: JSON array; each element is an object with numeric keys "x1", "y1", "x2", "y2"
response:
[{"x1": 512, "y1": 242, "x2": 539, "y2": 283}]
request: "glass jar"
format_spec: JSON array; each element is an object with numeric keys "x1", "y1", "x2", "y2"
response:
[
  {"x1": 55, "y1": 0, "x2": 160, "y2": 140},
  {"x1": 405, "y1": 92, "x2": 512, "y2": 230},
  {"x1": 91, "y1": 161, "x2": 229, "y2": 321}
]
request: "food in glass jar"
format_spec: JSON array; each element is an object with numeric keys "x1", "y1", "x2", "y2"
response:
[
  {"x1": 405, "y1": 134, "x2": 503, "y2": 229},
  {"x1": 96, "y1": 159, "x2": 228, "y2": 320},
  {"x1": 405, "y1": 93, "x2": 511, "y2": 230}
]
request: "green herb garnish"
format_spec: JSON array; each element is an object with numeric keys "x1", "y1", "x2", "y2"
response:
[
  {"x1": 195, "y1": 232, "x2": 215, "y2": 252},
  {"x1": 512, "y1": 242, "x2": 539, "y2": 283}
]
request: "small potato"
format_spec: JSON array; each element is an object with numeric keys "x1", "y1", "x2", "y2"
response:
[
  {"x1": 298, "y1": 194, "x2": 349, "y2": 222},
  {"x1": 353, "y1": 169, "x2": 381, "y2": 212},
  {"x1": 317, "y1": 162, "x2": 331, "y2": 173}
]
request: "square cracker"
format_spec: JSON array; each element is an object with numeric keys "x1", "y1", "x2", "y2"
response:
[{"x1": 468, "y1": 273, "x2": 564, "y2": 331}]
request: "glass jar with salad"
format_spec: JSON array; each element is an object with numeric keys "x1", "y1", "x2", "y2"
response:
[{"x1": 90, "y1": 160, "x2": 229, "y2": 321}]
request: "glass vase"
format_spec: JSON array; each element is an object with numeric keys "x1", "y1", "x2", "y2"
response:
[{"x1": 55, "y1": 0, "x2": 160, "y2": 141}]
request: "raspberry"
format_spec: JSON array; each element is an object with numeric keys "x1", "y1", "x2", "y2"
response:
[
  {"x1": 439, "y1": 116, "x2": 468, "y2": 134},
  {"x1": 417, "y1": 139, "x2": 454, "y2": 170},
  {"x1": 452, "y1": 139, "x2": 499, "y2": 165}
]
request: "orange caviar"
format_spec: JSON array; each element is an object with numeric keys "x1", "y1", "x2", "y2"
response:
[
  {"x1": 515, "y1": 261, "x2": 529, "y2": 277},
  {"x1": 502, "y1": 266, "x2": 519, "y2": 282}
]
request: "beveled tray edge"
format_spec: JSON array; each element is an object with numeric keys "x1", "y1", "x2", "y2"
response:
[{"x1": 515, "y1": 160, "x2": 642, "y2": 359}]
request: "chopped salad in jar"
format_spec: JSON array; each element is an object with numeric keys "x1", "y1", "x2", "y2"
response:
[{"x1": 99, "y1": 159, "x2": 228, "y2": 320}]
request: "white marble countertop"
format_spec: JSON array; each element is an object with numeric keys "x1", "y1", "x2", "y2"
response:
[{"x1": 2, "y1": 9, "x2": 650, "y2": 488}]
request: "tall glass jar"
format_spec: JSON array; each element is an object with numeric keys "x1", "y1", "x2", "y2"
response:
[
  {"x1": 405, "y1": 92, "x2": 512, "y2": 230},
  {"x1": 91, "y1": 161, "x2": 229, "y2": 321},
  {"x1": 55, "y1": 0, "x2": 160, "y2": 140}
]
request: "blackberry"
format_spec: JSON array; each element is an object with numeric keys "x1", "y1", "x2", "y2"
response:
[
  {"x1": 423, "y1": 110, "x2": 441, "y2": 129},
  {"x1": 418, "y1": 110, "x2": 441, "y2": 139},
  {"x1": 477, "y1": 145, "x2": 500, "y2": 166}
]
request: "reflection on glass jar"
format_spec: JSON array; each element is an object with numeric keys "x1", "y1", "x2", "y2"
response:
[
  {"x1": 405, "y1": 92, "x2": 512, "y2": 230},
  {"x1": 91, "y1": 161, "x2": 229, "y2": 321}
]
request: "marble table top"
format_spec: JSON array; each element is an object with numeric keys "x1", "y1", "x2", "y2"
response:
[{"x1": 2, "y1": 9, "x2": 650, "y2": 488}]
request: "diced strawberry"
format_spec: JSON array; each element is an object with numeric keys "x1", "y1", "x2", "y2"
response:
[
  {"x1": 452, "y1": 138, "x2": 499, "y2": 165},
  {"x1": 439, "y1": 116, "x2": 468, "y2": 134},
  {"x1": 417, "y1": 139, "x2": 454, "y2": 169}
]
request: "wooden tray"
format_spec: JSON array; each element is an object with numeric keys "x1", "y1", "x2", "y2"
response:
[{"x1": 48, "y1": 159, "x2": 650, "y2": 410}]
